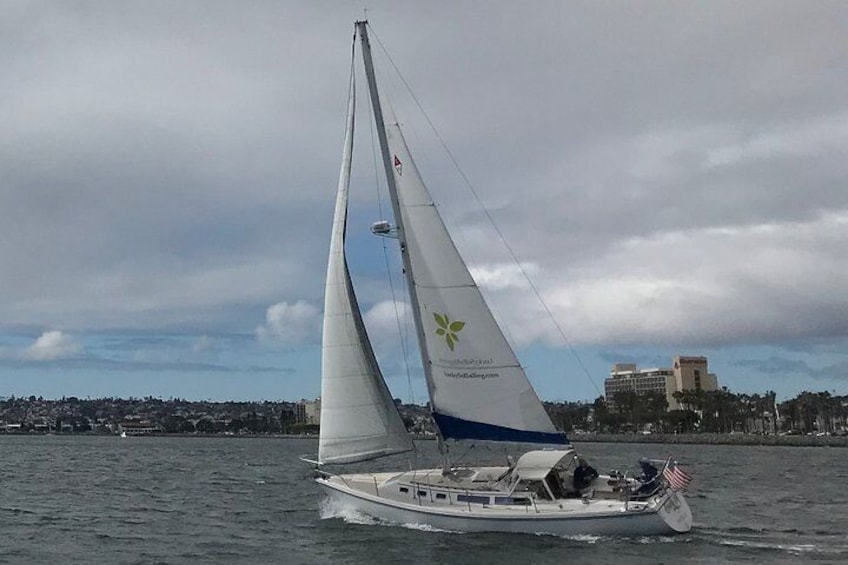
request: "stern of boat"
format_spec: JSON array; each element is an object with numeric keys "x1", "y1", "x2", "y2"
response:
[{"x1": 656, "y1": 489, "x2": 692, "y2": 533}]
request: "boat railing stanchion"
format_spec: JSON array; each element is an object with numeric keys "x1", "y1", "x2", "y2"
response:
[
  {"x1": 373, "y1": 476, "x2": 379, "y2": 496},
  {"x1": 465, "y1": 490, "x2": 471, "y2": 512},
  {"x1": 531, "y1": 493, "x2": 539, "y2": 514}
]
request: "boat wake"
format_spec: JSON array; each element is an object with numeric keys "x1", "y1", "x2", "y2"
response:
[
  {"x1": 696, "y1": 526, "x2": 848, "y2": 558},
  {"x1": 319, "y1": 497, "x2": 463, "y2": 533},
  {"x1": 717, "y1": 538, "x2": 818, "y2": 554},
  {"x1": 319, "y1": 497, "x2": 380, "y2": 526},
  {"x1": 555, "y1": 533, "x2": 601, "y2": 544},
  {"x1": 635, "y1": 535, "x2": 680, "y2": 544},
  {"x1": 399, "y1": 522, "x2": 464, "y2": 534},
  {"x1": 540, "y1": 532, "x2": 682, "y2": 545}
]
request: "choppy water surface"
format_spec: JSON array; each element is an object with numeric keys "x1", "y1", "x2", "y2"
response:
[{"x1": 1, "y1": 435, "x2": 845, "y2": 564}]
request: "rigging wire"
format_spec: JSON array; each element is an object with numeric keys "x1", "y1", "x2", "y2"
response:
[
  {"x1": 451, "y1": 442, "x2": 476, "y2": 468},
  {"x1": 364, "y1": 53, "x2": 417, "y2": 406},
  {"x1": 367, "y1": 23, "x2": 602, "y2": 397}
]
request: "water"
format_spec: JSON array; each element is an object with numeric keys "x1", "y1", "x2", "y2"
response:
[{"x1": 1, "y1": 436, "x2": 845, "y2": 564}]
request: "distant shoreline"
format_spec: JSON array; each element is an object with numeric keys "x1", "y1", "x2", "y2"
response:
[
  {"x1": 568, "y1": 432, "x2": 848, "y2": 448},
  {"x1": 3, "y1": 431, "x2": 846, "y2": 447}
]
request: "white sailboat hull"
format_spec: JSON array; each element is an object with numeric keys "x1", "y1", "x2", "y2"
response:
[{"x1": 316, "y1": 471, "x2": 692, "y2": 536}]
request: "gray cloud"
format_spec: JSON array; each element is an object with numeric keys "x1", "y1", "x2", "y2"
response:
[
  {"x1": 0, "y1": 352, "x2": 295, "y2": 375},
  {"x1": 733, "y1": 357, "x2": 848, "y2": 382},
  {"x1": 596, "y1": 351, "x2": 670, "y2": 369},
  {"x1": 1, "y1": 1, "x2": 846, "y2": 356}
]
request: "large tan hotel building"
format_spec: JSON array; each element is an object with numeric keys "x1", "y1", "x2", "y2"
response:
[{"x1": 604, "y1": 356, "x2": 719, "y2": 411}]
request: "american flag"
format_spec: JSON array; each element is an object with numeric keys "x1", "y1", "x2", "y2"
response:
[{"x1": 663, "y1": 464, "x2": 692, "y2": 491}]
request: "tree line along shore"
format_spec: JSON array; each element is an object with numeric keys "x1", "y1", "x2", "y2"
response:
[
  {"x1": 570, "y1": 432, "x2": 848, "y2": 447},
  {"x1": 0, "y1": 390, "x2": 845, "y2": 446}
]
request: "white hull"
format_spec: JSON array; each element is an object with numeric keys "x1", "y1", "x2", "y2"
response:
[{"x1": 316, "y1": 470, "x2": 692, "y2": 536}]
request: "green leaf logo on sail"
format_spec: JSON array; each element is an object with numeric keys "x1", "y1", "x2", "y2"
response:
[{"x1": 434, "y1": 313, "x2": 465, "y2": 351}]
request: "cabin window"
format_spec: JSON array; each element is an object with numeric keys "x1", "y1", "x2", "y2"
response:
[
  {"x1": 494, "y1": 496, "x2": 531, "y2": 505},
  {"x1": 456, "y1": 494, "x2": 490, "y2": 504},
  {"x1": 399, "y1": 487, "x2": 409, "y2": 493},
  {"x1": 435, "y1": 493, "x2": 446, "y2": 500},
  {"x1": 418, "y1": 491, "x2": 428, "y2": 497}
]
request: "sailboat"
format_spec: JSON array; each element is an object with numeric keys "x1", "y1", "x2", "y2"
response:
[{"x1": 310, "y1": 21, "x2": 693, "y2": 536}]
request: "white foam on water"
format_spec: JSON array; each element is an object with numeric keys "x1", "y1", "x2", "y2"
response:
[
  {"x1": 400, "y1": 522, "x2": 464, "y2": 534},
  {"x1": 534, "y1": 533, "x2": 685, "y2": 545},
  {"x1": 718, "y1": 539, "x2": 819, "y2": 554},
  {"x1": 556, "y1": 534, "x2": 601, "y2": 544},
  {"x1": 319, "y1": 497, "x2": 380, "y2": 526},
  {"x1": 318, "y1": 497, "x2": 465, "y2": 532},
  {"x1": 637, "y1": 535, "x2": 681, "y2": 544}
]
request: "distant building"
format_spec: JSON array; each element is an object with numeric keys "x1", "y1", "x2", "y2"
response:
[
  {"x1": 296, "y1": 398, "x2": 321, "y2": 426},
  {"x1": 117, "y1": 421, "x2": 161, "y2": 435},
  {"x1": 671, "y1": 356, "x2": 718, "y2": 404},
  {"x1": 604, "y1": 356, "x2": 719, "y2": 411}
]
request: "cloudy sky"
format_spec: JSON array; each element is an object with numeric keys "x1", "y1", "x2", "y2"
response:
[{"x1": 2, "y1": 1, "x2": 846, "y2": 402}]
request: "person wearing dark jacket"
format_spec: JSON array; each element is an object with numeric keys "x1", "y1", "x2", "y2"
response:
[
  {"x1": 638, "y1": 459, "x2": 659, "y2": 482},
  {"x1": 635, "y1": 459, "x2": 660, "y2": 497},
  {"x1": 573, "y1": 457, "x2": 599, "y2": 492}
]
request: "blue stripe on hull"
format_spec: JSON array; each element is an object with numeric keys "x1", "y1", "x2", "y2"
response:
[{"x1": 433, "y1": 413, "x2": 569, "y2": 445}]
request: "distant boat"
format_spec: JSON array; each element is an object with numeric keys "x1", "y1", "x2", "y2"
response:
[
  {"x1": 307, "y1": 21, "x2": 692, "y2": 536},
  {"x1": 120, "y1": 431, "x2": 127, "y2": 438}
]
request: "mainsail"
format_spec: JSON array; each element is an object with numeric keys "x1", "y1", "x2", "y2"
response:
[
  {"x1": 357, "y1": 22, "x2": 567, "y2": 445},
  {"x1": 318, "y1": 62, "x2": 414, "y2": 464}
]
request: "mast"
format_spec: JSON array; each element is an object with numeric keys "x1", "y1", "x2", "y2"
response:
[
  {"x1": 356, "y1": 21, "x2": 439, "y2": 419},
  {"x1": 357, "y1": 22, "x2": 451, "y2": 464}
]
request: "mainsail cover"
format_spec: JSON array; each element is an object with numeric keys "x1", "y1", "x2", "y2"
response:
[
  {"x1": 318, "y1": 70, "x2": 414, "y2": 464},
  {"x1": 380, "y1": 103, "x2": 567, "y2": 445}
]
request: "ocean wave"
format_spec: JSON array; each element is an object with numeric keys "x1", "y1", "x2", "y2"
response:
[
  {"x1": 400, "y1": 522, "x2": 464, "y2": 534},
  {"x1": 718, "y1": 538, "x2": 819, "y2": 554}
]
